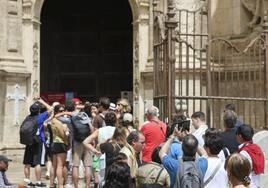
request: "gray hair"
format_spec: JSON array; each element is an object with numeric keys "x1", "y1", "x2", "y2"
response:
[{"x1": 146, "y1": 105, "x2": 159, "y2": 117}]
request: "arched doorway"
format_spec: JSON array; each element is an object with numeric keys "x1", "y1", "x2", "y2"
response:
[{"x1": 40, "y1": 0, "x2": 133, "y2": 102}]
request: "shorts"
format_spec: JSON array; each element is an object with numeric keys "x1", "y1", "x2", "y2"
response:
[
  {"x1": 50, "y1": 142, "x2": 68, "y2": 154},
  {"x1": 72, "y1": 141, "x2": 92, "y2": 167},
  {"x1": 92, "y1": 154, "x2": 100, "y2": 172},
  {"x1": 23, "y1": 142, "x2": 46, "y2": 167}
]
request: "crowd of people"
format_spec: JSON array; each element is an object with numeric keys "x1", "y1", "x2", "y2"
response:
[{"x1": 0, "y1": 98, "x2": 265, "y2": 188}]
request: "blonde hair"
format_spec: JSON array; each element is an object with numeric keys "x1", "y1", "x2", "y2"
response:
[
  {"x1": 225, "y1": 153, "x2": 251, "y2": 186},
  {"x1": 117, "y1": 99, "x2": 131, "y2": 113}
]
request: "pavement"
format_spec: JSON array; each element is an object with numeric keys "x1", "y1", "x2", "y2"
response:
[{"x1": 6, "y1": 162, "x2": 92, "y2": 187}]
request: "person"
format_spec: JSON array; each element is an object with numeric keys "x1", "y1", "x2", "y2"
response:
[
  {"x1": 83, "y1": 111, "x2": 118, "y2": 186},
  {"x1": 236, "y1": 124, "x2": 265, "y2": 187},
  {"x1": 220, "y1": 110, "x2": 239, "y2": 154},
  {"x1": 225, "y1": 103, "x2": 243, "y2": 126},
  {"x1": 137, "y1": 146, "x2": 170, "y2": 187},
  {"x1": 92, "y1": 97, "x2": 110, "y2": 129},
  {"x1": 202, "y1": 132, "x2": 228, "y2": 188},
  {"x1": 49, "y1": 105, "x2": 69, "y2": 188},
  {"x1": 0, "y1": 155, "x2": 24, "y2": 188},
  {"x1": 122, "y1": 113, "x2": 135, "y2": 134},
  {"x1": 225, "y1": 153, "x2": 257, "y2": 188},
  {"x1": 191, "y1": 111, "x2": 208, "y2": 147},
  {"x1": 23, "y1": 98, "x2": 53, "y2": 188},
  {"x1": 100, "y1": 126, "x2": 127, "y2": 173},
  {"x1": 120, "y1": 131, "x2": 145, "y2": 186},
  {"x1": 159, "y1": 132, "x2": 208, "y2": 188},
  {"x1": 116, "y1": 98, "x2": 132, "y2": 121},
  {"x1": 140, "y1": 106, "x2": 167, "y2": 163},
  {"x1": 103, "y1": 161, "x2": 131, "y2": 188}
]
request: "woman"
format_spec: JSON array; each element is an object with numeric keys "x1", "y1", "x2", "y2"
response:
[
  {"x1": 116, "y1": 99, "x2": 132, "y2": 123},
  {"x1": 225, "y1": 154, "x2": 256, "y2": 188},
  {"x1": 49, "y1": 105, "x2": 69, "y2": 188},
  {"x1": 100, "y1": 126, "x2": 127, "y2": 172},
  {"x1": 103, "y1": 161, "x2": 131, "y2": 188}
]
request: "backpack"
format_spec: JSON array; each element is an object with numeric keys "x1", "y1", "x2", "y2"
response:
[
  {"x1": 174, "y1": 158, "x2": 204, "y2": 188},
  {"x1": 140, "y1": 166, "x2": 167, "y2": 188},
  {"x1": 20, "y1": 115, "x2": 38, "y2": 145},
  {"x1": 71, "y1": 112, "x2": 91, "y2": 142}
]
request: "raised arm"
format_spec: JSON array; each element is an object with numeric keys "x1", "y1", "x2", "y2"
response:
[
  {"x1": 83, "y1": 130, "x2": 101, "y2": 156},
  {"x1": 37, "y1": 98, "x2": 53, "y2": 114}
]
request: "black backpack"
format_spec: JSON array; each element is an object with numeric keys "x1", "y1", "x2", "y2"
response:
[
  {"x1": 174, "y1": 158, "x2": 204, "y2": 188},
  {"x1": 20, "y1": 115, "x2": 38, "y2": 145},
  {"x1": 71, "y1": 112, "x2": 91, "y2": 142}
]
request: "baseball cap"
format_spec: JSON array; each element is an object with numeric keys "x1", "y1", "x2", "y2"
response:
[
  {"x1": 109, "y1": 103, "x2": 117, "y2": 111},
  {"x1": 123, "y1": 113, "x2": 133, "y2": 123},
  {"x1": 30, "y1": 102, "x2": 40, "y2": 114},
  {"x1": 72, "y1": 98, "x2": 82, "y2": 104},
  {"x1": 0, "y1": 155, "x2": 12, "y2": 164}
]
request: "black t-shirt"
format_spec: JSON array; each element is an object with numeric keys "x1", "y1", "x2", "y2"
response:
[
  {"x1": 220, "y1": 127, "x2": 239, "y2": 154},
  {"x1": 100, "y1": 142, "x2": 123, "y2": 170}
]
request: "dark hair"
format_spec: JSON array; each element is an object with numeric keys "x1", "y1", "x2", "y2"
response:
[
  {"x1": 65, "y1": 100, "x2": 75, "y2": 112},
  {"x1": 83, "y1": 102, "x2": 91, "y2": 117},
  {"x1": 223, "y1": 110, "x2": 237, "y2": 128},
  {"x1": 191, "y1": 111, "x2": 205, "y2": 122},
  {"x1": 30, "y1": 103, "x2": 40, "y2": 116},
  {"x1": 115, "y1": 153, "x2": 128, "y2": 162},
  {"x1": 182, "y1": 134, "x2": 198, "y2": 158},
  {"x1": 90, "y1": 102, "x2": 99, "y2": 109},
  {"x1": 166, "y1": 114, "x2": 189, "y2": 139},
  {"x1": 204, "y1": 134, "x2": 223, "y2": 155},
  {"x1": 225, "y1": 103, "x2": 236, "y2": 112},
  {"x1": 126, "y1": 131, "x2": 140, "y2": 146},
  {"x1": 99, "y1": 97, "x2": 110, "y2": 110},
  {"x1": 236, "y1": 124, "x2": 254, "y2": 141},
  {"x1": 105, "y1": 112, "x2": 117, "y2": 126},
  {"x1": 151, "y1": 145, "x2": 162, "y2": 164},
  {"x1": 54, "y1": 104, "x2": 65, "y2": 114},
  {"x1": 103, "y1": 162, "x2": 131, "y2": 188},
  {"x1": 204, "y1": 128, "x2": 218, "y2": 139}
]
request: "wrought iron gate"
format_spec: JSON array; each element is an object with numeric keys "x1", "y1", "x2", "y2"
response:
[{"x1": 153, "y1": 0, "x2": 268, "y2": 129}]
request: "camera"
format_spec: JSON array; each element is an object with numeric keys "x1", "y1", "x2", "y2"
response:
[{"x1": 175, "y1": 119, "x2": 190, "y2": 132}]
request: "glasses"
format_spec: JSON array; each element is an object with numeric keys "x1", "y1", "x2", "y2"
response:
[{"x1": 59, "y1": 109, "x2": 65, "y2": 112}]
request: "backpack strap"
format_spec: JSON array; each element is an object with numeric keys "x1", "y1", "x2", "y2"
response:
[
  {"x1": 204, "y1": 161, "x2": 221, "y2": 186},
  {"x1": 155, "y1": 167, "x2": 164, "y2": 184},
  {"x1": 222, "y1": 147, "x2": 229, "y2": 158}
]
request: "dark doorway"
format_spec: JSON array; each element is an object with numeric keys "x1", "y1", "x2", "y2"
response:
[{"x1": 40, "y1": 0, "x2": 133, "y2": 102}]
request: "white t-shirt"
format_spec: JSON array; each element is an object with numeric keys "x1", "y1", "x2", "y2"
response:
[
  {"x1": 204, "y1": 157, "x2": 228, "y2": 188},
  {"x1": 192, "y1": 124, "x2": 208, "y2": 147}
]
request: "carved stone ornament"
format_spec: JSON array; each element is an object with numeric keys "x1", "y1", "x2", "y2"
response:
[
  {"x1": 7, "y1": 84, "x2": 27, "y2": 126},
  {"x1": 33, "y1": 42, "x2": 39, "y2": 67},
  {"x1": 242, "y1": 0, "x2": 268, "y2": 28},
  {"x1": 33, "y1": 80, "x2": 39, "y2": 96},
  {"x1": 134, "y1": 79, "x2": 139, "y2": 101}
]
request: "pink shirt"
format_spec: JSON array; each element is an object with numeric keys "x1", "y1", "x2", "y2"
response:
[{"x1": 141, "y1": 120, "x2": 167, "y2": 162}]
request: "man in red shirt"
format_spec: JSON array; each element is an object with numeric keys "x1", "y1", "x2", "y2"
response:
[{"x1": 140, "y1": 106, "x2": 167, "y2": 162}]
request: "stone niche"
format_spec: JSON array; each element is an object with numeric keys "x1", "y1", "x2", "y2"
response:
[{"x1": 211, "y1": 0, "x2": 252, "y2": 37}]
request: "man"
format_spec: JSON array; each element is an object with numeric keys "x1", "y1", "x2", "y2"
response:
[
  {"x1": 120, "y1": 131, "x2": 145, "y2": 182},
  {"x1": 23, "y1": 98, "x2": 52, "y2": 188},
  {"x1": 92, "y1": 97, "x2": 110, "y2": 129},
  {"x1": 191, "y1": 111, "x2": 208, "y2": 147},
  {"x1": 225, "y1": 103, "x2": 243, "y2": 126},
  {"x1": 220, "y1": 110, "x2": 239, "y2": 154},
  {"x1": 159, "y1": 133, "x2": 208, "y2": 188},
  {"x1": 140, "y1": 106, "x2": 167, "y2": 162},
  {"x1": 0, "y1": 155, "x2": 23, "y2": 188},
  {"x1": 237, "y1": 124, "x2": 265, "y2": 187}
]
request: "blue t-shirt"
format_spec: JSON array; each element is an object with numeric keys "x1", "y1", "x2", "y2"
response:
[
  {"x1": 168, "y1": 139, "x2": 183, "y2": 159},
  {"x1": 37, "y1": 111, "x2": 49, "y2": 143},
  {"x1": 162, "y1": 154, "x2": 208, "y2": 188}
]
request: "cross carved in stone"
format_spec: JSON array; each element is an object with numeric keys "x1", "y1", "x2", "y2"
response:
[{"x1": 7, "y1": 84, "x2": 27, "y2": 126}]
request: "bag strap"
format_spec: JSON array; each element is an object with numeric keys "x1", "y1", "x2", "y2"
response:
[
  {"x1": 155, "y1": 167, "x2": 164, "y2": 184},
  {"x1": 222, "y1": 147, "x2": 229, "y2": 158},
  {"x1": 204, "y1": 160, "x2": 221, "y2": 186}
]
